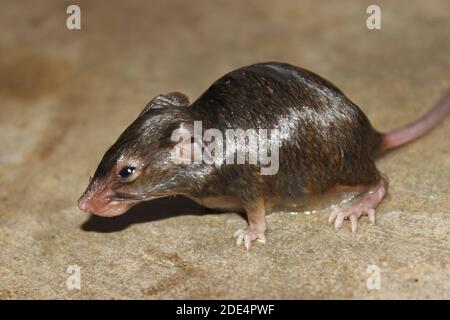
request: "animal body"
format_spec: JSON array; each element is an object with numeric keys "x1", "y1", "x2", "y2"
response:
[{"x1": 78, "y1": 62, "x2": 450, "y2": 249}]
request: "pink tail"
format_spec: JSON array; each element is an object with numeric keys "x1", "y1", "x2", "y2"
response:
[{"x1": 380, "y1": 91, "x2": 450, "y2": 152}]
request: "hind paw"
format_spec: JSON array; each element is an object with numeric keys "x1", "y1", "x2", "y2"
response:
[{"x1": 328, "y1": 177, "x2": 388, "y2": 233}]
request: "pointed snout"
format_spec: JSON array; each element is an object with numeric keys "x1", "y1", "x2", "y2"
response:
[
  {"x1": 78, "y1": 194, "x2": 99, "y2": 214},
  {"x1": 77, "y1": 182, "x2": 134, "y2": 217},
  {"x1": 77, "y1": 194, "x2": 93, "y2": 213},
  {"x1": 77, "y1": 189, "x2": 107, "y2": 214},
  {"x1": 77, "y1": 181, "x2": 112, "y2": 215}
]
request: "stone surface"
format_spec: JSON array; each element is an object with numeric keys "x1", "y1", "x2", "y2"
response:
[{"x1": 0, "y1": 0, "x2": 449, "y2": 299}]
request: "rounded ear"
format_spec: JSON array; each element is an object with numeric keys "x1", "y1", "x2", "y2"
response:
[
  {"x1": 166, "y1": 92, "x2": 190, "y2": 107},
  {"x1": 140, "y1": 92, "x2": 190, "y2": 116}
]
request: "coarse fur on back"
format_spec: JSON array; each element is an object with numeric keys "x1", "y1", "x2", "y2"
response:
[{"x1": 187, "y1": 62, "x2": 382, "y2": 202}]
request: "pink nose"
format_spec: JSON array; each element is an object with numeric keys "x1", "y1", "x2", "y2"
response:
[
  {"x1": 77, "y1": 189, "x2": 114, "y2": 215},
  {"x1": 78, "y1": 196, "x2": 91, "y2": 213}
]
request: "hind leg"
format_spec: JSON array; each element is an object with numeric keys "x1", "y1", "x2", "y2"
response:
[{"x1": 328, "y1": 175, "x2": 388, "y2": 233}]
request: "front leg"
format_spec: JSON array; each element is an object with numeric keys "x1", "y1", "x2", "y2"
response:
[{"x1": 233, "y1": 198, "x2": 267, "y2": 249}]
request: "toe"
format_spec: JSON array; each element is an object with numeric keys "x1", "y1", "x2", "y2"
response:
[
  {"x1": 234, "y1": 229, "x2": 244, "y2": 246},
  {"x1": 328, "y1": 208, "x2": 339, "y2": 224},
  {"x1": 244, "y1": 235, "x2": 252, "y2": 250},
  {"x1": 334, "y1": 212, "x2": 345, "y2": 229},
  {"x1": 233, "y1": 229, "x2": 242, "y2": 238}
]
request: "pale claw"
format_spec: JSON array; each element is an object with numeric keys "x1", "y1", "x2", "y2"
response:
[
  {"x1": 257, "y1": 237, "x2": 267, "y2": 244},
  {"x1": 350, "y1": 214, "x2": 357, "y2": 233},
  {"x1": 244, "y1": 235, "x2": 251, "y2": 250},
  {"x1": 367, "y1": 209, "x2": 376, "y2": 224}
]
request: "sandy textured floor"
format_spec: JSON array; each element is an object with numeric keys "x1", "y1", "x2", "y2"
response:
[{"x1": 0, "y1": 0, "x2": 449, "y2": 299}]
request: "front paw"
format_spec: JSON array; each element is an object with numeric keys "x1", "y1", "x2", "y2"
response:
[{"x1": 233, "y1": 227, "x2": 266, "y2": 250}]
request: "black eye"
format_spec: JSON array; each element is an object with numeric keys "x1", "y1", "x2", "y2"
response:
[{"x1": 118, "y1": 166, "x2": 136, "y2": 179}]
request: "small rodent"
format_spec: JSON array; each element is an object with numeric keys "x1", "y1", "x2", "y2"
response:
[{"x1": 78, "y1": 62, "x2": 450, "y2": 249}]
